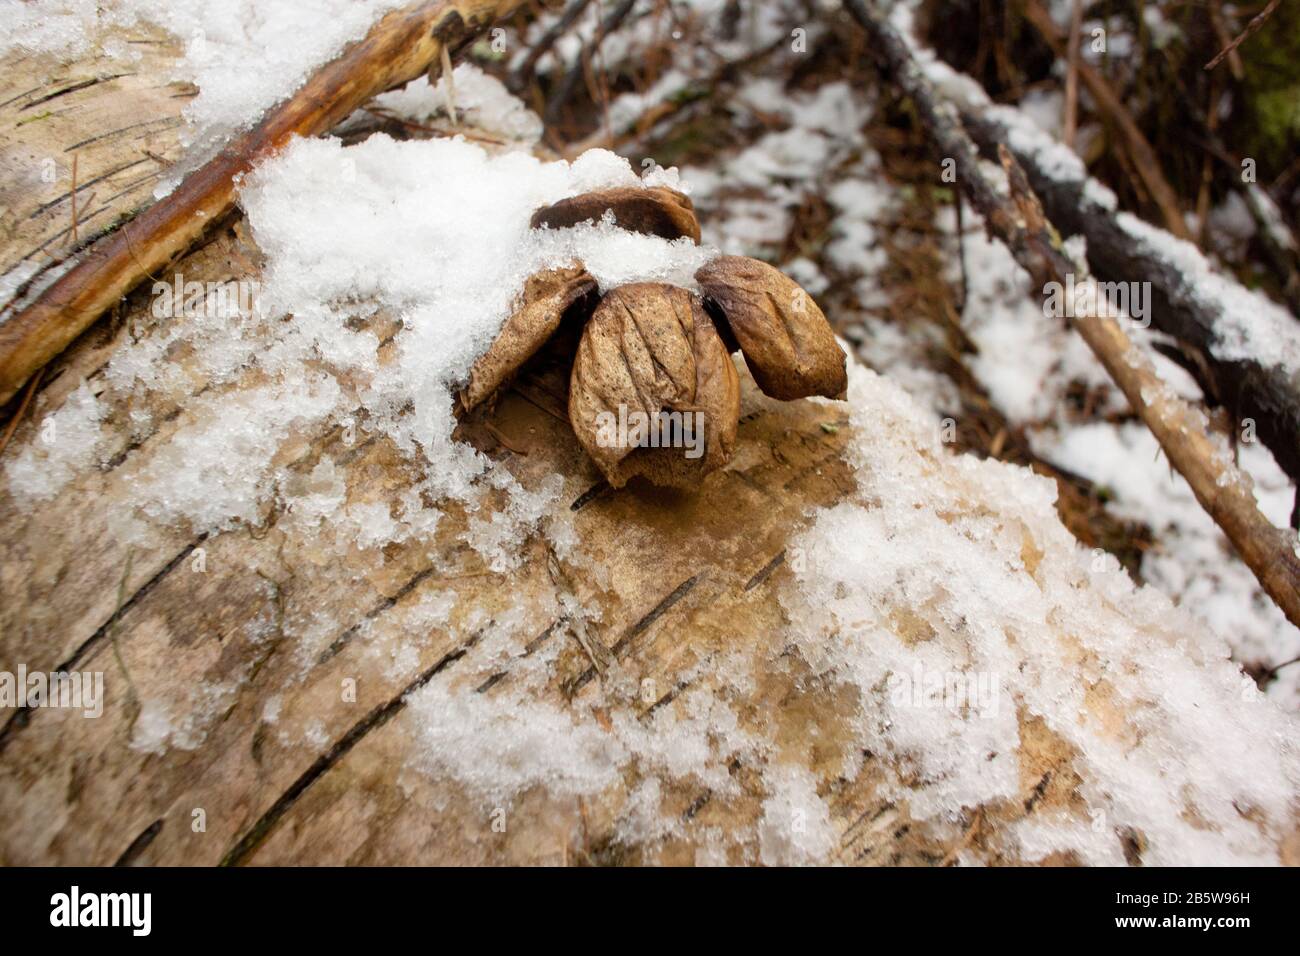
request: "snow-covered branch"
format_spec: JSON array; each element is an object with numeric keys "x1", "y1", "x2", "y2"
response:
[{"x1": 844, "y1": 0, "x2": 1300, "y2": 628}]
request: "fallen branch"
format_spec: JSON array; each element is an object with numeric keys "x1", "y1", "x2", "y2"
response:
[
  {"x1": 956, "y1": 108, "x2": 1300, "y2": 501},
  {"x1": 0, "y1": 0, "x2": 525, "y2": 406},
  {"x1": 845, "y1": 0, "x2": 1300, "y2": 628}
]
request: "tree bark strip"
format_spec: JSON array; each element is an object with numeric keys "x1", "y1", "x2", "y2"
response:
[{"x1": 0, "y1": 22, "x2": 188, "y2": 298}]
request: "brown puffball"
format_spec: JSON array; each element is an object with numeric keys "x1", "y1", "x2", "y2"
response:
[
  {"x1": 695, "y1": 255, "x2": 847, "y2": 401},
  {"x1": 460, "y1": 264, "x2": 597, "y2": 411},
  {"x1": 531, "y1": 186, "x2": 702, "y2": 244},
  {"x1": 568, "y1": 282, "x2": 739, "y2": 488}
]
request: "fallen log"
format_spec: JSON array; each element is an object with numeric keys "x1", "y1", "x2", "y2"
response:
[
  {"x1": 3, "y1": 0, "x2": 1297, "y2": 870},
  {"x1": 0, "y1": 0, "x2": 527, "y2": 407},
  {"x1": 844, "y1": 0, "x2": 1300, "y2": 629},
  {"x1": 0, "y1": 21, "x2": 188, "y2": 296}
]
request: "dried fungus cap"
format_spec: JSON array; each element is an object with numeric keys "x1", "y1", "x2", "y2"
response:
[
  {"x1": 461, "y1": 264, "x2": 597, "y2": 411},
  {"x1": 569, "y1": 282, "x2": 739, "y2": 489},
  {"x1": 531, "y1": 186, "x2": 702, "y2": 244},
  {"x1": 695, "y1": 255, "x2": 847, "y2": 401}
]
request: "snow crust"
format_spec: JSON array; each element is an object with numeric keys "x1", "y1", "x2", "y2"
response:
[{"x1": 778, "y1": 362, "x2": 1300, "y2": 864}]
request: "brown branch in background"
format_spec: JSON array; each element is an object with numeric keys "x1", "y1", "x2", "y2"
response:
[
  {"x1": 1208, "y1": 0, "x2": 1247, "y2": 80},
  {"x1": 1194, "y1": 75, "x2": 1222, "y2": 246},
  {"x1": 844, "y1": 0, "x2": 1300, "y2": 628},
  {"x1": 590, "y1": 1, "x2": 614, "y2": 145},
  {"x1": 1062, "y1": 0, "x2": 1082, "y2": 149},
  {"x1": 959, "y1": 105, "x2": 1300, "y2": 494},
  {"x1": 563, "y1": 32, "x2": 785, "y2": 158},
  {"x1": 1020, "y1": 0, "x2": 1192, "y2": 242},
  {"x1": 543, "y1": 0, "x2": 637, "y2": 129},
  {"x1": 0, "y1": 0, "x2": 526, "y2": 407},
  {"x1": 1206, "y1": 0, "x2": 1280, "y2": 71},
  {"x1": 508, "y1": 0, "x2": 593, "y2": 91},
  {"x1": 1158, "y1": 77, "x2": 1300, "y2": 315}
]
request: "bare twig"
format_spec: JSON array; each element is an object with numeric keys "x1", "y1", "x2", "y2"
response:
[
  {"x1": 1208, "y1": 0, "x2": 1247, "y2": 79},
  {"x1": 845, "y1": 0, "x2": 1300, "y2": 628},
  {"x1": 440, "y1": 43, "x2": 457, "y2": 124},
  {"x1": 0, "y1": 0, "x2": 526, "y2": 406},
  {"x1": 0, "y1": 365, "x2": 42, "y2": 458},
  {"x1": 1206, "y1": 0, "x2": 1280, "y2": 71},
  {"x1": 562, "y1": 31, "x2": 786, "y2": 158},
  {"x1": 543, "y1": 0, "x2": 637, "y2": 129},
  {"x1": 1021, "y1": 0, "x2": 1192, "y2": 242},
  {"x1": 508, "y1": 0, "x2": 593, "y2": 92},
  {"x1": 1062, "y1": 0, "x2": 1082, "y2": 149}
]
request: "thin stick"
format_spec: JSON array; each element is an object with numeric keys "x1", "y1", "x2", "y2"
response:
[
  {"x1": 440, "y1": 44, "x2": 457, "y2": 125},
  {"x1": 1209, "y1": 0, "x2": 1247, "y2": 79},
  {"x1": 0, "y1": 0, "x2": 525, "y2": 407},
  {"x1": 1206, "y1": 0, "x2": 1280, "y2": 71},
  {"x1": 1063, "y1": 0, "x2": 1082, "y2": 149},
  {"x1": 845, "y1": 0, "x2": 1300, "y2": 628},
  {"x1": 0, "y1": 365, "x2": 43, "y2": 458},
  {"x1": 543, "y1": 0, "x2": 636, "y2": 129},
  {"x1": 508, "y1": 0, "x2": 593, "y2": 91},
  {"x1": 561, "y1": 31, "x2": 785, "y2": 158},
  {"x1": 1021, "y1": 0, "x2": 1192, "y2": 241}
]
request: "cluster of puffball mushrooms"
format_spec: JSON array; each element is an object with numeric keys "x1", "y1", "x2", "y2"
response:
[{"x1": 459, "y1": 186, "x2": 848, "y2": 488}]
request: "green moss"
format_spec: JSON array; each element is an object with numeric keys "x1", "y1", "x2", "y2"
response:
[{"x1": 1230, "y1": 3, "x2": 1300, "y2": 177}]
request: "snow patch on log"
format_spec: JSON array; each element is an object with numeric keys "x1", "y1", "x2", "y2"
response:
[
  {"x1": 1, "y1": 0, "x2": 409, "y2": 152},
  {"x1": 778, "y1": 362, "x2": 1300, "y2": 865},
  {"x1": 4, "y1": 136, "x2": 705, "y2": 560},
  {"x1": 389, "y1": 359, "x2": 1300, "y2": 864}
]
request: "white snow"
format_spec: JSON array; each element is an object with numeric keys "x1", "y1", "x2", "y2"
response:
[
  {"x1": 779, "y1": 362, "x2": 1300, "y2": 865},
  {"x1": 371, "y1": 64, "x2": 544, "y2": 145},
  {"x1": 1, "y1": 0, "x2": 408, "y2": 152}
]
